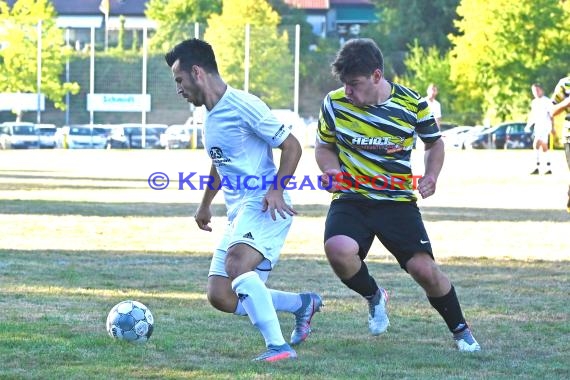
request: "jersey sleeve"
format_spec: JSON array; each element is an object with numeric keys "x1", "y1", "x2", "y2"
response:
[
  {"x1": 416, "y1": 97, "x2": 441, "y2": 143},
  {"x1": 316, "y1": 94, "x2": 336, "y2": 145},
  {"x1": 246, "y1": 95, "x2": 291, "y2": 148}
]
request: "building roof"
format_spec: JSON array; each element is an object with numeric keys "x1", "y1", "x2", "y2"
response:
[
  {"x1": 6, "y1": 0, "x2": 148, "y2": 16},
  {"x1": 330, "y1": 0, "x2": 374, "y2": 5},
  {"x1": 283, "y1": 0, "x2": 330, "y2": 10},
  {"x1": 335, "y1": 7, "x2": 377, "y2": 23}
]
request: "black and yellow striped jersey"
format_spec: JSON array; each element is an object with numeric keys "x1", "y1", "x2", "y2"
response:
[
  {"x1": 552, "y1": 76, "x2": 570, "y2": 122},
  {"x1": 317, "y1": 82, "x2": 440, "y2": 202}
]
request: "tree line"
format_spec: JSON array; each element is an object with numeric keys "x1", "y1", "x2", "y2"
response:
[{"x1": 1, "y1": 0, "x2": 569, "y2": 128}]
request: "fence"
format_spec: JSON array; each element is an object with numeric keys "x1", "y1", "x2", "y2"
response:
[{"x1": 0, "y1": 22, "x2": 308, "y2": 129}]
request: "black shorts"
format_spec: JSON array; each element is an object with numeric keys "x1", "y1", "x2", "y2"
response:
[{"x1": 324, "y1": 198, "x2": 434, "y2": 269}]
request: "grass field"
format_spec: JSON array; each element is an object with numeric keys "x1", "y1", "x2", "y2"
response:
[{"x1": 0, "y1": 148, "x2": 569, "y2": 379}]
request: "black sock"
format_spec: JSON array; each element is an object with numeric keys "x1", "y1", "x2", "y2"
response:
[
  {"x1": 427, "y1": 285, "x2": 467, "y2": 333},
  {"x1": 341, "y1": 262, "x2": 379, "y2": 298}
]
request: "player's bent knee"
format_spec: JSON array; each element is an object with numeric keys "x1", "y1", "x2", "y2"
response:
[
  {"x1": 324, "y1": 235, "x2": 359, "y2": 257},
  {"x1": 207, "y1": 291, "x2": 236, "y2": 313},
  {"x1": 406, "y1": 256, "x2": 438, "y2": 283},
  {"x1": 207, "y1": 276, "x2": 237, "y2": 313}
]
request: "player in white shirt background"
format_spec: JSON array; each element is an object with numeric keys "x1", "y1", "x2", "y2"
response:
[
  {"x1": 525, "y1": 83, "x2": 555, "y2": 175},
  {"x1": 426, "y1": 83, "x2": 442, "y2": 129},
  {"x1": 165, "y1": 38, "x2": 322, "y2": 362}
]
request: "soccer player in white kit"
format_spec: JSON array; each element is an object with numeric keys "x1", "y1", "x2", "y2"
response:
[
  {"x1": 425, "y1": 83, "x2": 442, "y2": 129},
  {"x1": 525, "y1": 83, "x2": 555, "y2": 174},
  {"x1": 165, "y1": 39, "x2": 322, "y2": 362}
]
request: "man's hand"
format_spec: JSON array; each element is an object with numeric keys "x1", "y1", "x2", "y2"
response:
[
  {"x1": 320, "y1": 168, "x2": 342, "y2": 193},
  {"x1": 194, "y1": 205, "x2": 213, "y2": 232},
  {"x1": 418, "y1": 174, "x2": 437, "y2": 199},
  {"x1": 262, "y1": 189, "x2": 297, "y2": 220}
]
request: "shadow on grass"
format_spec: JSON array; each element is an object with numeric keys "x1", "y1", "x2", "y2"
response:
[{"x1": 1, "y1": 199, "x2": 569, "y2": 222}]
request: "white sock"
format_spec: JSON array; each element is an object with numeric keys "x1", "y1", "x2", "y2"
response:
[
  {"x1": 231, "y1": 271, "x2": 286, "y2": 347},
  {"x1": 544, "y1": 151, "x2": 551, "y2": 167},
  {"x1": 269, "y1": 290, "x2": 303, "y2": 313},
  {"x1": 235, "y1": 289, "x2": 302, "y2": 316}
]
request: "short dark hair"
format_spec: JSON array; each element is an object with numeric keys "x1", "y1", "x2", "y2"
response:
[
  {"x1": 331, "y1": 38, "x2": 384, "y2": 82},
  {"x1": 164, "y1": 38, "x2": 219, "y2": 74}
]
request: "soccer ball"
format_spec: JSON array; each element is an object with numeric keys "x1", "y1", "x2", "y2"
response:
[{"x1": 106, "y1": 300, "x2": 154, "y2": 344}]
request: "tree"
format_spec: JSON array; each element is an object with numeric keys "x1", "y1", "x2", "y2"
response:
[
  {"x1": 449, "y1": 0, "x2": 570, "y2": 123},
  {"x1": 268, "y1": 0, "x2": 314, "y2": 51},
  {"x1": 204, "y1": 0, "x2": 293, "y2": 108},
  {"x1": 398, "y1": 41, "x2": 474, "y2": 124},
  {"x1": 145, "y1": 0, "x2": 222, "y2": 53},
  {"x1": 0, "y1": 0, "x2": 79, "y2": 114},
  {"x1": 367, "y1": 0, "x2": 460, "y2": 76}
]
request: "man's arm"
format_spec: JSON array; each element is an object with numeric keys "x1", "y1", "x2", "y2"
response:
[
  {"x1": 194, "y1": 164, "x2": 220, "y2": 231},
  {"x1": 264, "y1": 133, "x2": 302, "y2": 220},
  {"x1": 315, "y1": 141, "x2": 340, "y2": 173},
  {"x1": 315, "y1": 142, "x2": 342, "y2": 191},
  {"x1": 418, "y1": 138, "x2": 445, "y2": 199}
]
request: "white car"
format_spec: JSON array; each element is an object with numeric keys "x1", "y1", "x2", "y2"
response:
[
  {"x1": 441, "y1": 126, "x2": 474, "y2": 149},
  {"x1": 58, "y1": 125, "x2": 108, "y2": 149},
  {"x1": 35, "y1": 123, "x2": 57, "y2": 149},
  {"x1": 160, "y1": 124, "x2": 192, "y2": 149},
  {"x1": 0, "y1": 122, "x2": 39, "y2": 149}
]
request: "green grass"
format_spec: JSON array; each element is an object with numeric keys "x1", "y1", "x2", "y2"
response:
[{"x1": 0, "y1": 148, "x2": 569, "y2": 379}]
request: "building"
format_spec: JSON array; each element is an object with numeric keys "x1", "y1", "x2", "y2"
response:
[
  {"x1": 284, "y1": 0, "x2": 377, "y2": 39},
  {"x1": 5, "y1": 0, "x2": 154, "y2": 50}
]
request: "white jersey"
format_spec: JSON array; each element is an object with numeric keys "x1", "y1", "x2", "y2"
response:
[
  {"x1": 425, "y1": 98, "x2": 442, "y2": 119},
  {"x1": 528, "y1": 95, "x2": 553, "y2": 137},
  {"x1": 204, "y1": 86, "x2": 291, "y2": 220}
]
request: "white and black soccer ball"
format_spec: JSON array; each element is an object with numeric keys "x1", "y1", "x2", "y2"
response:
[{"x1": 106, "y1": 300, "x2": 154, "y2": 344}]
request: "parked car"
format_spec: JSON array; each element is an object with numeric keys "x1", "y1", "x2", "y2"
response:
[
  {"x1": 57, "y1": 124, "x2": 109, "y2": 149},
  {"x1": 468, "y1": 122, "x2": 517, "y2": 149},
  {"x1": 0, "y1": 122, "x2": 39, "y2": 149},
  {"x1": 505, "y1": 122, "x2": 533, "y2": 149},
  {"x1": 441, "y1": 125, "x2": 474, "y2": 149},
  {"x1": 35, "y1": 123, "x2": 57, "y2": 149},
  {"x1": 92, "y1": 125, "x2": 112, "y2": 148},
  {"x1": 160, "y1": 124, "x2": 191, "y2": 149},
  {"x1": 146, "y1": 124, "x2": 168, "y2": 143},
  {"x1": 108, "y1": 124, "x2": 163, "y2": 149},
  {"x1": 165, "y1": 118, "x2": 204, "y2": 149},
  {"x1": 462, "y1": 125, "x2": 490, "y2": 149}
]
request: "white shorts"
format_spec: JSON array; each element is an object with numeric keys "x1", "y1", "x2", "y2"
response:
[
  {"x1": 208, "y1": 201, "x2": 293, "y2": 278},
  {"x1": 534, "y1": 133, "x2": 550, "y2": 143}
]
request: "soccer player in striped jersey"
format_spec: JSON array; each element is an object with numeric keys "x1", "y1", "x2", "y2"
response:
[
  {"x1": 315, "y1": 38, "x2": 480, "y2": 352},
  {"x1": 165, "y1": 39, "x2": 322, "y2": 362},
  {"x1": 551, "y1": 75, "x2": 570, "y2": 212}
]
